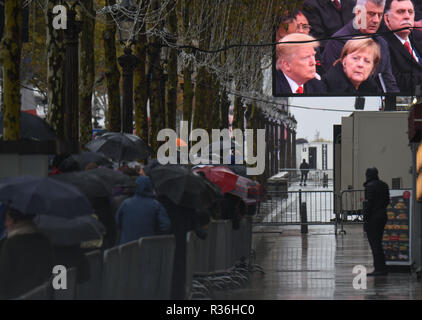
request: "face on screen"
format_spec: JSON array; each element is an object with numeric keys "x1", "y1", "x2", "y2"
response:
[
  {"x1": 343, "y1": 48, "x2": 374, "y2": 88},
  {"x1": 283, "y1": 46, "x2": 317, "y2": 85},
  {"x1": 385, "y1": 0, "x2": 415, "y2": 39},
  {"x1": 357, "y1": 1, "x2": 384, "y2": 33}
]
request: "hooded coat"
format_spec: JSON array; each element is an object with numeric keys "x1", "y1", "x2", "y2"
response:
[
  {"x1": 115, "y1": 176, "x2": 170, "y2": 245},
  {"x1": 363, "y1": 168, "x2": 390, "y2": 219}
]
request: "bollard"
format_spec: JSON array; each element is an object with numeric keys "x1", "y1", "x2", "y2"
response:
[{"x1": 300, "y1": 202, "x2": 308, "y2": 234}]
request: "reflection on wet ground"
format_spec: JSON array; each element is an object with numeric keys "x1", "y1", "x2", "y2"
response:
[{"x1": 214, "y1": 224, "x2": 422, "y2": 300}]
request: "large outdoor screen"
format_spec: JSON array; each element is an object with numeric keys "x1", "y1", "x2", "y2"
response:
[{"x1": 272, "y1": 0, "x2": 422, "y2": 97}]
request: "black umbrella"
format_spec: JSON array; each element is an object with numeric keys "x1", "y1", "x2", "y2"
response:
[
  {"x1": 0, "y1": 176, "x2": 93, "y2": 218},
  {"x1": 60, "y1": 152, "x2": 113, "y2": 172},
  {"x1": 81, "y1": 168, "x2": 136, "y2": 190},
  {"x1": 85, "y1": 132, "x2": 149, "y2": 163},
  {"x1": 0, "y1": 111, "x2": 57, "y2": 141},
  {"x1": 35, "y1": 214, "x2": 105, "y2": 246},
  {"x1": 51, "y1": 171, "x2": 113, "y2": 202},
  {"x1": 149, "y1": 165, "x2": 216, "y2": 210}
]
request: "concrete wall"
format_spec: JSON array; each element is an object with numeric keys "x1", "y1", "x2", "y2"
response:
[{"x1": 340, "y1": 111, "x2": 412, "y2": 191}]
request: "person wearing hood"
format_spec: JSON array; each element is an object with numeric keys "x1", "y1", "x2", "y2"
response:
[
  {"x1": 115, "y1": 176, "x2": 170, "y2": 245},
  {"x1": 363, "y1": 167, "x2": 390, "y2": 276}
]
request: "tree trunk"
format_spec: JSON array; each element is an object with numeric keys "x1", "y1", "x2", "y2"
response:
[
  {"x1": 79, "y1": 0, "x2": 95, "y2": 146},
  {"x1": 233, "y1": 92, "x2": 244, "y2": 131},
  {"x1": 103, "y1": 0, "x2": 120, "y2": 132},
  {"x1": 180, "y1": 0, "x2": 193, "y2": 140},
  {"x1": 149, "y1": 0, "x2": 164, "y2": 153},
  {"x1": 133, "y1": 7, "x2": 148, "y2": 142},
  {"x1": 46, "y1": 0, "x2": 65, "y2": 141},
  {"x1": 193, "y1": 66, "x2": 208, "y2": 131},
  {"x1": 165, "y1": 0, "x2": 178, "y2": 131},
  {"x1": 0, "y1": 0, "x2": 22, "y2": 140}
]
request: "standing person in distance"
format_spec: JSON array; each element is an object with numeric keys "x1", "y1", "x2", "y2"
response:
[
  {"x1": 363, "y1": 167, "x2": 390, "y2": 276},
  {"x1": 300, "y1": 159, "x2": 310, "y2": 186}
]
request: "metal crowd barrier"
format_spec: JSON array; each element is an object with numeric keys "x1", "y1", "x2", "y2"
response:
[
  {"x1": 17, "y1": 218, "x2": 253, "y2": 300},
  {"x1": 185, "y1": 217, "x2": 254, "y2": 299},
  {"x1": 274, "y1": 168, "x2": 334, "y2": 188},
  {"x1": 255, "y1": 190, "x2": 335, "y2": 226},
  {"x1": 337, "y1": 189, "x2": 365, "y2": 235}
]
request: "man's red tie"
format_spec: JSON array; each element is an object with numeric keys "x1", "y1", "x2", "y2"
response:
[
  {"x1": 404, "y1": 41, "x2": 415, "y2": 60},
  {"x1": 296, "y1": 86, "x2": 304, "y2": 94},
  {"x1": 333, "y1": 0, "x2": 341, "y2": 11}
]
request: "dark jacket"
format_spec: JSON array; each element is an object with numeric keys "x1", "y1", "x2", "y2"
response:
[
  {"x1": 116, "y1": 176, "x2": 170, "y2": 245},
  {"x1": 322, "y1": 62, "x2": 382, "y2": 95},
  {"x1": 299, "y1": 161, "x2": 310, "y2": 173},
  {"x1": 302, "y1": 0, "x2": 356, "y2": 50},
  {"x1": 53, "y1": 244, "x2": 90, "y2": 284},
  {"x1": 416, "y1": 2, "x2": 422, "y2": 20},
  {"x1": 383, "y1": 30, "x2": 422, "y2": 95},
  {"x1": 274, "y1": 70, "x2": 326, "y2": 95},
  {"x1": 363, "y1": 169, "x2": 390, "y2": 219},
  {"x1": 0, "y1": 231, "x2": 53, "y2": 299},
  {"x1": 322, "y1": 21, "x2": 399, "y2": 93},
  {"x1": 158, "y1": 196, "x2": 196, "y2": 300}
]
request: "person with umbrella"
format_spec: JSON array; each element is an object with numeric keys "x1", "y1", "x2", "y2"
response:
[
  {"x1": 115, "y1": 176, "x2": 171, "y2": 245},
  {"x1": 0, "y1": 207, "x2": 53, "y2": 299},
  {"x1": 0, "y1": 176, "x2": 102, "y2": 288},
  {"x1": 149, "y1": 165, "x2": 218, "y2": 299}
]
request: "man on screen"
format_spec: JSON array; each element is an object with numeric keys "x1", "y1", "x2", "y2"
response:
[
  {"x1": 303, "y1": 0, "x2": 357, "y2": 52},
  {"x1": 275, "y1": 33, "x2": 326, "y2": 95},
  {"x1": 382, "y1": 0, "x2": 422, "y2": 94},
  {"x1": 322, "y1": 0, "x2": 399, "y2": 93}
]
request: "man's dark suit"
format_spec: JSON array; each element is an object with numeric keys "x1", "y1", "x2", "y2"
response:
[
  {"x1": 274, "y1": 70, "x2": 326, "y2": 95},
  {"x1": 415, "y1": 2, "x2": 422, "y2": 20},
  {"x1": 383, "y1": 31, "x2": 422, "y2": 94},
  {"x1": 302, "y1": 0, "x2": 356, "y2": 50},
  {"x1": 322, "y1": 21, "x2": 399, "y2": 93}
]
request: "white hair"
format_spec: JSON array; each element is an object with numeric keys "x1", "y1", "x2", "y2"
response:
[{"x1": 356, "y1": 0, "x2": 386, "y2": 7}]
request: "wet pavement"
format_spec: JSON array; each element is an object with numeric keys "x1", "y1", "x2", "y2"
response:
[{"x1": 214, "y1": 224, "x2": 422, "y2": 300}]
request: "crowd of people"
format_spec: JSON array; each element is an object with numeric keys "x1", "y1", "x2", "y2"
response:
[
  {"x1": 274, "y1": 0, "x2": 422, "y2": 95},
  {"x1": 0, "y1": 155, "x2": 251, "y2": 300}
]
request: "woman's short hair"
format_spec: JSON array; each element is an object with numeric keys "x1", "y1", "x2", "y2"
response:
[{"x1": 334, "y1": 38, "x2": 381, "y2": 75}]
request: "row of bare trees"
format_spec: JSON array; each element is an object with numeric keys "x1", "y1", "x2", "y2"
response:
[{"x1": 1, "y1": 0, "x2": 301, "y2": 155}]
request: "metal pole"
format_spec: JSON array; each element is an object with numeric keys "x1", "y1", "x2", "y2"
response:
[
  {"x1": 64, "y1": 3, "x2": 82, "y2": 152},
  {"x1": 118, "y1": 46, "x2": 139, "y2": 134}
]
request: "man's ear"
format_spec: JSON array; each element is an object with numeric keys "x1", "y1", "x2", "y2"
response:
[
  {"x1": 384, "y1": 13, "x2": 390, "y2": 29},
  {"x1": 276, "y1": 57, "x2": 285, "y2": 71},
  {"x1": 280, "y1": 59, "x2": 290, "y2": 73}
]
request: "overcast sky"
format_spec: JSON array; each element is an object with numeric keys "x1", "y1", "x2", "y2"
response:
[{"x1": 289, "y1": 96, "x2": 384, "y2": 142}]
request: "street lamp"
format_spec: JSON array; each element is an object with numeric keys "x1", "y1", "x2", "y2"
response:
[
  {"x1": 114, "y1": 0, "x2": 139, "y2": 134},
  {"x1": 63, "y1": 0, "x2": 82, "y2": 152}
]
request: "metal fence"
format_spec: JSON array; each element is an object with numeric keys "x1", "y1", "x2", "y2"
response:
[
  {"x1": 254, "y1": 190, "x2": 335, "y2": 227},
  {"x1": 270, "y1": 168, "x2": 333, "y2": 188}
]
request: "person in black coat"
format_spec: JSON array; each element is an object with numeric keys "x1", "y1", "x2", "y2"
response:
[
  {"x1": 363, "y1": 167, "x2": 390, "y2": 276},
  {"x1": 275, "y1": 33, "x2": 326, "y2": 95},
  {"x1": 302, "y1": 0, "x2": 356, "y2": 51},
  {"x1": 382, "y1": 0, "x2": 422, "y2": 94},
  {"x1": 0, "y1": 208, "x2": 53, "y2": 299},
  {"x1": 157, "y1": 196, "x2": 196, "y2": 300},
  {"x1": 322, "y1": 0, "x2": 400, "y2": 93}
]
